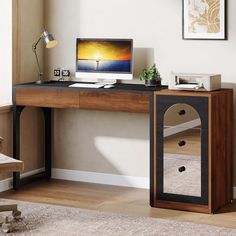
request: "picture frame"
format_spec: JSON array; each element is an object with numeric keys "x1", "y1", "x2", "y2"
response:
[{"x1": 182, "y1": 0, "x2": 227, "y2": 40}]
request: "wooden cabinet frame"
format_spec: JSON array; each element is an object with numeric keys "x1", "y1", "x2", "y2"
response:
[{"x1": 151, "y1": 89, "x2": 233, "y2": 213}]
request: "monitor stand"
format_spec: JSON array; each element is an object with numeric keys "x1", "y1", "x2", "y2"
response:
[{"x1": 96, "y1": 79, "x2": 117, "y2": 85}]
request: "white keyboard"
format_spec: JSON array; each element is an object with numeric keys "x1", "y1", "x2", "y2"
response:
[{"x1": 69, "y1": 83, "x2": 104, "y2": 88}]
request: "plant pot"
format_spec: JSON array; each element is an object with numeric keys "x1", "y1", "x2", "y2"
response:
[{"x1": 145, "y1": 79, "x2": 161, "y2": 87}]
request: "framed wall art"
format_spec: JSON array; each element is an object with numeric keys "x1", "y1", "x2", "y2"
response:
[{"x1": 183, "y1": 0, "x2": 227, "y2": 40}]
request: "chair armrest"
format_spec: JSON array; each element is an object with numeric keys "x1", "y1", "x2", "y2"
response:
[{"x1": 0, "y1": 154, "x2": 24, "y2": 172}]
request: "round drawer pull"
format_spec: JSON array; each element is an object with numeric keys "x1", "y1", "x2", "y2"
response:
[
  {"x1": 178, "y1": 110, "x2": 186, "y2": 116},
  {"x1": 178, "y1": 140, "x2": 186, "y2": 147},
  {"x1": 178, "y1": 166, "x2": 186, "y2": 172}
]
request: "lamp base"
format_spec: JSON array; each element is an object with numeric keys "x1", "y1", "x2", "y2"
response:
[
  {"x1": 35, "y1": 80, "x2": 44, "y2": 84},
  {"x1": 35, "y1": 80, "x2": 58, "y2": 85}
]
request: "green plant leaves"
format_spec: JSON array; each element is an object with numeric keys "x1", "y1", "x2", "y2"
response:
[{"x1": 139, "y1": 64, "x2": 161, "y2": 81}]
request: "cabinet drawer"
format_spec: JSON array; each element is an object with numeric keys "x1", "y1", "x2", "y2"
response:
[
  {"x1": 163, "y1": 153, "x2": 201, "y2": 197},
  {"x1": 164, "y1": 103, "x2": 200, "y2": 127},
  {"x1": 163, "y1": 128, "x2": 201, "y2": 156}
]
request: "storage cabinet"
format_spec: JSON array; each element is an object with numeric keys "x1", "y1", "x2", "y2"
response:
[{"x1": 150, "y1": 89, "x2": 233, "y2": 213}]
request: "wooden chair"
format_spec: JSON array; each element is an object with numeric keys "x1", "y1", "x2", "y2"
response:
[{"x1": 0, "y1": 136, "x2": 24, "y2": 233}]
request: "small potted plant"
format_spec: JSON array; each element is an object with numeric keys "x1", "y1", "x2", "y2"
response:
[{"x1": 139, "y1": 64, "x2": 161, "y2": 87}]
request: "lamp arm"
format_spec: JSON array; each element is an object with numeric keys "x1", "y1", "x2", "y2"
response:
[
  {"x1": 33, "y1": 48, "x2": 43, "y2": 77},
  {"x1": 32, "y1": 34, "x2": 44, "y2": 78},
  {"x1": 33, "y1": 34, "x2": 43, "y2": 50}
]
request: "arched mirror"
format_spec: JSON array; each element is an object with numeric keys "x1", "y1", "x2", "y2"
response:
[{"x1": 163, "y1": 103, "x2": 201, "y2": 197}]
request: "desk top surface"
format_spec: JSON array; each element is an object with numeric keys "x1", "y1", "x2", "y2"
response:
[{"x1": 14, "y1": 81, "x2": 167, "y2": 94}]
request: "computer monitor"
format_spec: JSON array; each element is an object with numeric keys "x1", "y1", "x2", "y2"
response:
[{"x1": 76, "y1": 38, "x2": 133, "y2": 83}]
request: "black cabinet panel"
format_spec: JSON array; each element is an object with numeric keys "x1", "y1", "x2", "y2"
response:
[{"x1": 155, "y1": 95, "x2": 208, "y2": 205}]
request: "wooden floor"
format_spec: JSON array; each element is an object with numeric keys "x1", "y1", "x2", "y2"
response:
[{"x1": 0, "y1": 179, "x2": 236, "y2": 229}]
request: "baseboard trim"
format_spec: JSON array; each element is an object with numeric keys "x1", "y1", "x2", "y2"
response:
[
  {"x1": 0, "y1": 168, "x2": 45, "y2": 193},
  {"x1": 52, "y1": 168, "x2": 149, "y2": 189},
  {"x1": 52, "y1": 169, "x2": 236, "y2": 198},
  {"x1": 1, "y1": 168, "x2": 236, "y2": 198}
]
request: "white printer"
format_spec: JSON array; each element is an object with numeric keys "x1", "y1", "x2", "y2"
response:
[{"x1": 169, "y1": 73, "x2": 221, "y2": 91}]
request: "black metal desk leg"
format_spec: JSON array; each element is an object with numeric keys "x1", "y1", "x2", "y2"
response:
[
  {"x1": 149, "y1": 94, "x2": 154, "y2": 207},
  {"x1": 13, "y1": 105, "x2": 25, "y2": 190},
  {"x1": 42, "y1": 108, "x2": 52, "y2": 179}
]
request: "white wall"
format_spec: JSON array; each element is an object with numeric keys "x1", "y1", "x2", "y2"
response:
[
  {"x1": 0, "y1": 0, "x2": 12, "y2": 106},
  {"x1": 20, "y1": 0, "x2": 45, "y2": 83},
  {"x1": 44, "y1": 0, "x2": 236, "y2": 185}
]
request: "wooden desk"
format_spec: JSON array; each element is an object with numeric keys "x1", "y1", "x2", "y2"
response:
[
  {"x1": 13, "y1": 81, "x2": 167, "y2": 196},
  {"x1": 13, "y1": 83, "x2": 233, "y2": 213}
]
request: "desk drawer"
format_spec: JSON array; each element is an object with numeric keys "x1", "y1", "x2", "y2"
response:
[
  {"x1": 78, "y1": 91, "x2": 150, "y2": 113},
  {"x1": 14, "y1": 88, "x2": 80, "y2": 108},
  {"x1": 14, "y1": 88, "x2": 150, "y2": 113}
]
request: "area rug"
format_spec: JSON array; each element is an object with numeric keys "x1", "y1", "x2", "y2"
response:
[{"x1": 0, "y1": 199, "x2": 236, "y2": 236}]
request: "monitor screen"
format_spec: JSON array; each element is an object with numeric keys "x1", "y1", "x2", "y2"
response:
[{"x1": 76, "y1": 38, "x2": 133, "y2": 82}]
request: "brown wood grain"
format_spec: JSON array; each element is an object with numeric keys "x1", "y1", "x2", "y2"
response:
[
  {"x1": 226, "y1": 90, "x2": 233, "y2": 203},
  {"x1": 15, "y1": 88, "x2": 150, "y2": 113},
  {"x1": 156, "y1": 89, "x2": 230, "y2": 98},
  {"x1": 210, "y1": 90, "x2": 233, "y2": 212},
  {"x1": 208, "y1": 95, "x2": 212, "y2": 212},
  {"x1": 79, "y1": 91, "x2": 150, "y2": 113},
  {"x1": 155, "y1": 200, "x2": 210, "y2": 214},
  {"x1": 214, "y1": 92, "x2": 225, "y2": 211},
  {"x1": 15, "y1": 88, "x2": 80, "y2": 108}
]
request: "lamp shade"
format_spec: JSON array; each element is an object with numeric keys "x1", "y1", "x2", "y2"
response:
[{"x1": 42, "y1": 30, "x2": 58, "y2": 48}]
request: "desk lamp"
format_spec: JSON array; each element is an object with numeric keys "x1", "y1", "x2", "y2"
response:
[{"x1": 33, "y1": 30, "x2": 58, "y2": 84}]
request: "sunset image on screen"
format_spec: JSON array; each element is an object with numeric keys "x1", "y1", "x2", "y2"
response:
[{"x1": 77, "y1": 40, "x2": 132, "y2": 72}]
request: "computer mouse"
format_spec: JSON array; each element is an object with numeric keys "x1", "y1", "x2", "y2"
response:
[{"x1": 104, "y1": 84, "x2": 115, "y2": 89}]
